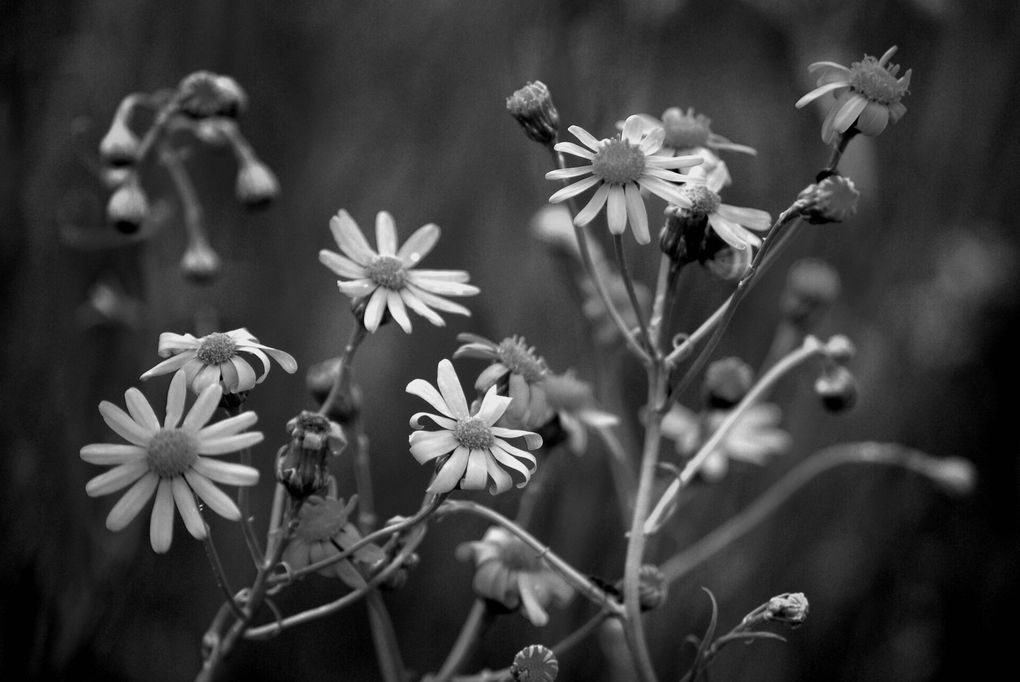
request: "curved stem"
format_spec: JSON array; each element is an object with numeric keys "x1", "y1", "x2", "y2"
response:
[
  {"x1": 437, "y1": 499, "x2": 625, "y2": 617},
  {"x1": 366, "y1": 590, "x2": 406, "y2": 682},
  {"x1": 433, "y1": 599, "x2": 495, "y2": 682},
  {"x1": 317, "y1": 324, "x2": 368, "y2": 419},
  {"x1": 613, "y1": 234, "x2": 652, "y2": 353},
  {"x1": 220, "y1": 404, "x2": 262, "y2": 567}
]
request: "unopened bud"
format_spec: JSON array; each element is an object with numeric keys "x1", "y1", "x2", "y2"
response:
[
  {"x1": 511, "y1": 644, "x2": 559, "y2": 682},
  {"x1": 795, "y1": 174, "x2": 859, "y2": 224},
  {"x1": 660, "y1": 204, "x2": 728, "y2": 266},
  {"x1": 506, "y1": 81, "x2": 560, "y2": 146},
  {"x1": 764, "y1": 592, "x2": 809, "y2": 626},
  {"x1": 99, "y1": 118, "x2": 140, "y2": 167},
  {"x1": 180, "y1": 238, "x2": 222, "y2": 284},
  {"x1": 177, "y1": 71, "x2": 248, "y2": 119},
  {"x1": 704, "y1": 357, "x2": 754, "y2": 409},
  {"x1": 106, "y1": 176, "x2": 149, "y2": 234},
  {"x1": 276, "y1": 411, "x2": 346, "y2": 499},
  {"x1": 236, "y1": 156, "x2": 280, "y2": 208},
  {"x1": 780, "y1": 259, "x2": 841, "y2": 327},
  {"x1": 815, "y1": 365, "x2": 857, "y2": 413}
]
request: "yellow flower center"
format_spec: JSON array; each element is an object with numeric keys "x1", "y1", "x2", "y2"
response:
[
  {"x1": 496, "y1": 337, "x2": 546, "y2": 383},
  {"x1": 661, "y1": 108, "x2": 711, "y2": 150},
  {"x1": 196, "y1": 332, "x2": 237, "y2": 365},
  {"x1": 366, "y1": 255, "x2": 407, "y2": 289},
  {"x1": 454, "y1": 418, "x2": 495, "y2": 450},
  {"x1": 849, "y1": 56, "x2": 909, "y2": 105},
  {"x1": 147, "y1": 429, "x2": 199, "y2": 478},
  {"x1": 679, "y1": 185, "x2": 721, "y2": 216},
  {"x1": 591, "y1": 138, "x2": 646, "y2": 185}
]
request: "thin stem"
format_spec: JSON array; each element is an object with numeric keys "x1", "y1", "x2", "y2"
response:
[
  {"x1": 366, "y1": 590, "x2": 406, "y2": 682},
  {"x1": 823, "y1": 129, "x2": 858, "y2": 175},
  {"x1": 620, "y1": 366, "x2": 667, "y2": 682},
  {"x1": 613, "y1": 234, "x2": 652, "y2": 354},
  {"x1": 648, "y1": 254, "x2": 677, "y2": 349},
  {"x1": 352, "y1": 432, "x2": 376, "y2": 530},
  {"x1": 220, "y1": 405, "x2": 262, "y2": 566},
  {"x1": 317, "y1": 324, "x2": 368, "y2": 419},
  {"x1": 645, "y1": 337, "x2": 827, "y2": 535},
  {"x1": 201, "y1": 525, "x2": 246, "y2": 621},
  {"x1": 159, "y1": 142, "x2": 208, "y2": 247},
  {"x1": 594, "y1": 424, "x2": 637, "y2": 521},
  {"x1": 433, "y1": 599, "x2": 494, "y2": 682},
  {"x1": 437, "y1": 499, "x2": 625, "y2": 618}
]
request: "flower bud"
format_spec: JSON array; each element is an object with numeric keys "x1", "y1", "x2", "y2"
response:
[
  {"x1": 179, "y1": 238, "x2": 222, "y2": 284},
  {"x1": 814, "y1": 365, "x2": 857, "y2": 413},
  {"x1": 99, "y1": 118, "x2": 140, "y2": 167},
  {"x1": 106, "y1": 176, "x2": 149, "y2": 234},
  {"x1": 704, "y1": 357, "x2": 754, "y2": 409},
  {"x1": 795, "y1": 174, "x2": 859, "y2": 224},
  {"x1": 764, "y1": 592, "x2": 809, "y2": 626},
  {"x1": 780, "y1": 259, "x2": 841, "y2": 328},
  {"x1": 176, "y1": 70, "x2": 248, "y2": 119},
  {"x1": 506, "y1": 81, "x2": 560, "y2": 146},
  {"x1": 511, "y1": 644, "x2": 559, "y2": 682},
  {"x1": 235, "y1": 156, "x2": 280, "y2": 208},
  {"x1": 276, "y1": 411, "x2": 346, "y2": 499}
]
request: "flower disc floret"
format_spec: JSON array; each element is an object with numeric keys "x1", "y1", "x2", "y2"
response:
[
  {"x1": 849, "y1": 56, "x2": 909, "y2": 104},
  {"x1": 591, "y1": 139, "x2": 647, "y2": 184},
  {"x1": 146, "y1": 430, "x2": 198, "y2": 478},
  {"x1": 496, "y1": 337, "x2": 547, "y2": 383},
  {"x1": 454, "y1": 418, "x2": 495, "y2": 450},
  {"x1": 195, "y1": 332, "x2": 237, "y2": 366},
  {"x1": 366, "y1": 255, "x2": 408, "y2": 289},
  {"x1": 680, "y1": 185, "x2": 722, "y2": 216}
]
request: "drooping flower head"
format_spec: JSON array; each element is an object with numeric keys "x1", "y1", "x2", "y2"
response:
[
  {"x1": 80, "y1": 371, "x2": 262, "y2": 553},
  {"x1": 545, "y1": 115, "x2": 704, "y2": 244},
  {"x1": 453, "y1": 333, "x2": 549, "y2": 427},
  {"x1": 665, "y1": 168, "x2": 772, "y2": 253},
  {"x1": 628, "y1": 108, "x2": 757, "y2": 157},
  {"x1": 456, "y1": 526, "x2": 575, "y2": 626},
  {"x1": 796, "y1": 46, "x2": 911, "y2": 144},
  {"x1": 320, "y1": 210, "x2": 479, "y2": 333},
  {"x1": 406, "y1": 359, "x2": 542, "y2": 495},
  {"x1": 140, "y1": 328, "x2": 297, "y2": 396},
  {"x1": 282, "y1": 494, "x2": 386, "y2": 586},
  {"x1": 540, "y1": 371, "x2": 619, "y2": 455}
]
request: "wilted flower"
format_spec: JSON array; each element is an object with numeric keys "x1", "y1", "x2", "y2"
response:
[
  {"x1": 140, "y1": 328, "x2": 297, "y2": 395},
  {"x1": 282, "y1": 494, "x2": 386, "y2": 586},
  {"x1": 453, "y1": 334, "x2": 549, "y2": 427},
  {"x1": 106, "y1": 175, "x2": 149, "y2": 234},
  {"x1": 176, "y1": 70, "x2": 248, "y2": 119},
  {"x1": 796, "y1": 46, "x2": 911, "y2": 144},
  {"x1": 235, "y1": 156, "x2": 280, "y2": 207},
  {"x1": 795, "y1": 174, "x2": 860, "y2": 224},
  {"x1": 319, "y1": 210, "x2": 479, "y2": 333},
  {"x1": 80, "y1": 371, "x2": 262, "y2": 553},
  {"x1": 627, "y1": 107, "x2": 757, "y2": 157},
  {"x1": 660, "y1": 403, "x2": 791, "y2": 481},
  {"x1": 456, "y1": 526, "x2": 574, "y2": 626},
  {"x1": 546, "y1": 115, "x2": 703, "y2": 244},
  {"x1": 407, "y1": 360, "x2": 542, "y2": 495},
  {"x1": 511, "y1": 645, "x2": 559, "y2": 681},
  {"x1": 541, "y1": 371, "x2": 618, "y2": 455},
  {"x1": 506, "y1": 80, "x2": 560, "y2": 146}
]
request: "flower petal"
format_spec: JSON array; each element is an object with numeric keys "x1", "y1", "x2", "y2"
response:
[
  {"x1": 606, "y1": 185, "x2": 627, "y2": 235},
  {"x1": 140, "y1": 352, "x2": 192, "y2": 381},
  {"x1": 80, "y1": 443, "x2": 146, "y2": 466},
  {"x1": 427, "y1": 445, "x2": 470, "y2": 494},
  {"x1": 155, "y1": 333, "x2": 199, "y2": 356},
  {"x1": 337, "y1": 279, "x2": 378, "y2": 299},
  {"x1": 625, "y1": 183, "x2": 650, "y2": 244},
  {"x1": 386, "y1": 289, "x2": 412, "y2": 333},
  {"x1": 548, "y1": 175, "x2": 600, "y2": 204},
  {"x1": 185, "y1": 471, "x2": 241, "y2": 520},
  {"x1": 833, "y1": 93, "x2": 868, "y2": 134},
  {"x1": 99, "y1": 401, "x2": 151, "y2": 446},
  {"x1": 552, "y1": 141, "x2": 596, "y2": 160},
  {"x1": 715, "y1": 204, "x2": 772, "y2": 232},
  {"x1": 485, "y1": 455, "x2": 513, "y2": 494},
  {"x1": 462, "y1": 450, "x2": 489, "y2": 490},
  {"x1": 192, "y1": 457, "x2": 260, "y2": 486},
  {"x1": 405, "y1": 273, "x2": 479, "y2": 297},
  {"x1": 409, "y1": 429, "x2": 458, "y2": 463},
  {"x1": 475, "y1": 385, "x2": 513, "y2": 425},
  {"x1": 406, "y1": 379, "x2": 456, "y2": 419},
  {"x1": 545, "y1": 166, "x2": 594, "y2": 181},
  {"x1": 621, "y1": 115, "x2": 645, "y2": 144},
  {"x1": 196, "y1": 431, "x2": 264, "y2": 455},
  {"x1": 397, "y1": 223, "x2": 440, "y2": 267},
  {"x1": 409, "y1": 411, "x2": 458, "y2": 430},
  {"x1": 795, "y1": 80, "x2": 848, "y2": 109},
  {"x1": 319, "y1": 249, "x2": 367, "y2": 279},
  {"x1": 375, "y1": 211, "x2": 398, "y2": 256},
  {"x1": 149, "y1": 479, "x2": 175, "y2": 553},
  {"x1": 399, "y1": 289, "x2": 446, "y2": 326},
  {"x1": 172, "y1": 477, "x2": 207, "y2": 540},
  {"x1": 572, "y1": 183, "x2": 610, "y2": 227},
  {"x1": 568, "y1": 125, "x2": 602, "y2": 151},
  {"x1": 86, "y1": 458, "x2": 150, "y2": 497},
  {"x1": 405, "y1": 285, "x2": 472, "y2": 316},
  {"x1": 183, "y1": 383, "x2": 223, "y2": 431},
  {"x1": 164, "y1": 370, "x2": 188, "y2": 427},
  {"x1": 364, "y1": 287, "x2": 388, "y2": 333},
  {"x1": 329, "y1": 209, "x2": 376, "y2": 264},
  {"x1": 105, "y1": 472, "x2": 159, "y2": 531},
  {"x1": 489, "y1": 427, "x2": 543, "y2": 450},
  {"x1": 436, "y1": 359, "x2": 469, "y2": 419},
  {"x1": 198, "y1": 411, "x2": 258, "y2": 440}
]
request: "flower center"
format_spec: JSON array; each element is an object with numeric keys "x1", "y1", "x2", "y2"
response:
[
  {"x1": 454, "y1": 418, "x2": 495, "y2": 450},
  {"x1": 591, "y1": 139, "x2": 646, "y2": 185},
  {"x1": 679, "y1": 185, "x2": 721, "y2": 216},
  {"x1": 849, "y1": 56, "x2": 908, "y2": 105},
  {"x1": 496, "y1": 337, "x2": 547, "y2": 383},
  {"x1": 196, "y1": 332, "x2": 237, "y2": 365},
  {"x1": 366, "y1": 255, "x2": 407, "y2": 289},
  {"x1": 147, "y1": 429, "x2": 199, "y2": 478},
  {"x1": 661, "y1": 108, "x2": 711, "y2": 150}
]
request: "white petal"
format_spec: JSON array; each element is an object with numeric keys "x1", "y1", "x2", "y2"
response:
[
  {"x1": 397, "y1": 223, "x2": 440, "y2": 266},
  {"x1": 149, "y1": 479, "x2": 175, "y2": 553},
  {"x1": 375, "y1": 211, "x2": 398, "y2": 256},
  {"x1": 436, "y1": 359, "x2": 469, "y2": 419},
  {"x1": 185, "y1": 471, "x2": 241, "y2": 520},
  {"x1": 192, "y1": 458, "x2": 260, "y2": 486},
  {"x1": 196, "y1": 431, "x2": 264, "y2": 455},
  {"x1": 85, "y1": 458, "x2": 150, "y2": 497},
  {"x1": 183, "y1": 383, "x2": 223, "y2": 431},
  {"x1": 99, "y1": 401, "x2": 152, "y2": 446},
  {"x1": 172, "y1": 477, "x2": 207, "y2": 539},
  {"x1": 105, "y1": 472, "x2": 159, "y2": 530},
  {"x1": 80, "y1": 443, "x2": 146, "y2": 466},
  {"x1": 329, "y1": 209, "x2": 376, "y2": 264}
]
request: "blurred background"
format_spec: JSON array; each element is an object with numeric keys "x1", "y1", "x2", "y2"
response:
[{"x1": 2, "y1": 0, "x2": 1019, "y2": 680}]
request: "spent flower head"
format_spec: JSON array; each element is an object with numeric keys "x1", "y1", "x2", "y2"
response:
[
  {"x1": 545, "y1": 115, "x2": 704, "y2": 244},
  {"x1": 80, "y1": 371, "x2": 262, "y2": 552},
  {"x1": 795, "y1": 174, "x2": 860, "y2": 224},
  {"x1": 140, "y1": 328, "x2": 298, "y2": 396},
  {"x1": 453, "y1": 333, "x2": 549, "y2": 427},
  {"x1": 282, "y1": 494, "x2": 386, "y2": 586},
  {"x1": 540, "y1": 371, "x2": 619, "y2": 455},
  {"x1": 456, "y1": 526, "x2": 574, "y2": 626},
  {"x1": 407, "y1": 359, "x2": 542, "y2": 495},
  {"x1": 796, "y1": 46, "x2": 911, "y2": 144},
  {"x1": 320, "y1": 209, "x2": 479, "y2": 333},
  {"x1": 507, "y1": 80, "x2": 560, "y2": 146}
]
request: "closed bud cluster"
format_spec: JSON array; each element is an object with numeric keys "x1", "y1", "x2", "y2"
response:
[
  {"x1": 106, "y1": 175, "x2": 149, "y2": 234},
  {"x1": 764, "y1": 592, "x2": 810, "y2": 627},
  {"x1": 177, "y1": 71, "x2": 248, "y2": 119},
  {"x1": 780, "y1": 259, "x2": 841, "y2": 328},
  {"x1": 703, "y1": 357, "x2": 754, "y2": 409},
  {"x1": 276, "y1": 411, "x2": 346, "y2": 499},
  {"x1": 795, "y1": 174, "x2": 860, "y2": 224},
  {"x1": 179, "y1": 238, "x2": 222, "y2": 284},
  {"x1": 235, "y1": 156, "x2": 280, "y2": 208},
  {"x1": 506, "y1": 81, "x2": 560, "y2": 146}
]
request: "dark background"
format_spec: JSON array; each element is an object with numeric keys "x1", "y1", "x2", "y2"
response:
[{"x1": 2, "y1": 0, "x2": 1018, "y2": 680}]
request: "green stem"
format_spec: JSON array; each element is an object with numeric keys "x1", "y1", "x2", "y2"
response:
[
  {"x1": 594, "y1": 425, "x2": 637, "y2": 521},
  {"x1": 433, "y1": 599, "x2": 494, "y2": 682},
  {"x1": 647, "y1": 254, "x2": 677, "y2": 349},
  {"x1": 366, "y1": 590, "x2": 406, "y2": 682},
  {"x1": 159, "y1": 141, "x2": 209, "y2": 247},
  {"x1": 200, "y1": 525, "x2": 245, "y2": 621},
  {"x1": 613, "y1": 234, "x2": 652, "y2": 355},
  {"x1": 317, "y1": 324, "x2": 368, "y2": 420}
]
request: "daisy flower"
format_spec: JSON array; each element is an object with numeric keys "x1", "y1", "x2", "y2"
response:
[
  {"x1": 453, "y1": 333, "x2": 549, "y2": 427},
  {"x1": 140, "y1": 328, "x2": 297, "y2": 395},
  {"x1": 795, "y1": 46, "x2": 911, "y2": 144},
  {"x1": 545, "y1": 115, "x2": 704, "y2": 244},
  {"x1": 319, "y1": 209, "x2": 479, "y2": 333},
  {"x1": 660, "y1": 402, "x2": 791, "y2": 482},
  {"x1": 406, "y1": 359, "x2": 542, "y2": 495},
  {"x1": 666, "y1": 167, "x2": 772, "y2": 252},
  {"x1": 628, "y1": 107, "x2": 757, "y2": 157},
  {"x1": 456, "y1": 526, "x2": 575, "y2": 627},
  {"x1": 80, "y1": 371, "x2": 262, "y2": 553}
]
